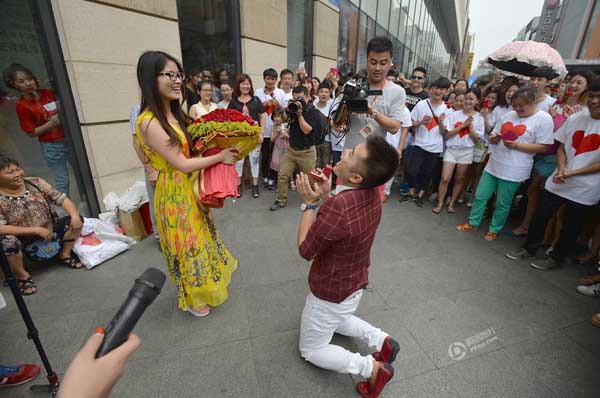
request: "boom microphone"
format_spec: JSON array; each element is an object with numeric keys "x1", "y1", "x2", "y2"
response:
[{"x1": 96, "y1": 267, "x2": 166, "y2": 357}]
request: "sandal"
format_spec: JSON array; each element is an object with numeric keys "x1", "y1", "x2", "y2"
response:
[
  {"x1": 58, "y1": 254, "x2": 84, "y2": 269},
  {"x1": 484, "y1": 231, "x2": 498, "y2": 241},
  {"x1": 506, "y1": 226, "x2": 528, "y2": 238},
  {"x1": 187, "y1": 305, "x2": 210, "y2": 317},
  {"x1": 18, "y1": 278, "x2": 37, "y2": 296},
  {"x1": 456, "y1": 223, "x2": 477, "y2": 232},
  {"x1": 447, "y1": 204, "x2": 456, "y2": 214},
  {"x1": 592, "y1": 314, "x2": 600, "y2": 328},
  {"x1": 432, "y1": 204, "x2": 442, "y2": 214}
]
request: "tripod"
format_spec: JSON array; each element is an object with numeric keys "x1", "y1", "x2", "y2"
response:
[{"x1": 0, "y1": 248, "x2": 60, "y2": 396}]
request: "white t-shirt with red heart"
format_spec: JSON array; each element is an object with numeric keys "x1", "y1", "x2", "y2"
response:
[
  {"x1": 410, "y1": 99, "x2": 448, "y2": 153},
  {"x1": 255, "y1": 87, "x2": 287, "y2": 138},
  {"x1": 486, "y1": 110, "x2": 554, "y2": 182},
  {"x1": 443, "y1": 110, "x2": 485, "y2": 149},
  {"x1": 545, "y1": 109, "x2": 600, "y2": 205}
]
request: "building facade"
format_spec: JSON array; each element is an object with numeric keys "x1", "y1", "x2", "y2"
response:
[
  {"x1": 515, "y1": 0, "x2": 600, "y2": 61},
  {"x1": 337, "y1": 0, "x2": 468, "y2": 79},
  {"x1": 1, "y1": 0, "x2": 467, "y2": 215}
]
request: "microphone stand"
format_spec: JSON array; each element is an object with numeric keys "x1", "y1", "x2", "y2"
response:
[{"x1": 0, "y1": 248, "x2": 59, "y2": 396}]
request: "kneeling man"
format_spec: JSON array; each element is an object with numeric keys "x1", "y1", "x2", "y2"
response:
[{"x1": 296, "y1": 134, "x2": 400, "y2": 398}]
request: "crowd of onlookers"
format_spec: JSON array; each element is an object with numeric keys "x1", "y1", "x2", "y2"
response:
[
  {"x1": 1, "y1": 55, "x2": 599, "y2": 308},
  {"x1": 168, "y1": 61, "x2": 600, "y2": 326}
]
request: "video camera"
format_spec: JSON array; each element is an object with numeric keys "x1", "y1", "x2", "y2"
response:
[
  {"x1": 339, "y1": 76, "x2": 383, "y2": 113},
  {"x1": 328, "y1": 75, "x2": 383, "y2": 135}
]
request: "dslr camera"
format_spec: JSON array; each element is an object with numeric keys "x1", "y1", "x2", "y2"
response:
[{"x1": 286, "y1": 97, "x2": 307, "y2": 122}]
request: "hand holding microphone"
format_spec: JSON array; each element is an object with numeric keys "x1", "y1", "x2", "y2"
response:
[
  {"x1": 58, "y1": 330, "x2": 141, "y2": 398},
  {"x1": 59, "y1": 268, "x2": 166, "y2": 397}
]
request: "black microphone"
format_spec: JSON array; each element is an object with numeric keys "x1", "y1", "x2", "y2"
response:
[{"x1": 96, "y1": 267, "x2": 166, "y2": 357}]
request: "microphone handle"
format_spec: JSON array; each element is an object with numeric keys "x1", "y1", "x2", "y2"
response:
[{"x1": 95, "y1": 294, "x2": 148, "y2": 357}]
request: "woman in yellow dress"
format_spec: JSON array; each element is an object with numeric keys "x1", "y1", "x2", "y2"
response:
[{"x1": 135, "y1": 51, "x2": 238, "y2": 316}]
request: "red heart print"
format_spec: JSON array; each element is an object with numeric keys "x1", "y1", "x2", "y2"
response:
[
  {"x1": 500, "y1": 122, "x2": 527, "y2": 141},
  {"x1": 572, "y1": 130, "x2": 600, "y2": 156},
  {"x1": 455, "y1": 121, "x2": 470, "y2": 138},
  {"x1": 426, "y1": 116, "x2": 438, "y2": 131}
]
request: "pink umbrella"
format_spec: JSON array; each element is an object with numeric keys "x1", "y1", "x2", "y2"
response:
[{"x1": 487, "y1": 41, "x2": 567, "y2": 78}]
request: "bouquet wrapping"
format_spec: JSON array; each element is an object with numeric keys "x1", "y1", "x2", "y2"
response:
[{"x1": 188, "y1": 109, "x2": 261, "y2": 207}]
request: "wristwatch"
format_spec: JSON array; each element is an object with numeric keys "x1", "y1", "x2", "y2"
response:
[{"x1": 300, "y1": 203, "x2": 320, "y2": 212}]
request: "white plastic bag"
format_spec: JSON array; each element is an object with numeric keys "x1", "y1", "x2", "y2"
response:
[
  {"x1": 74, "y1": 218, "x2": 136, "y2": 269},
  {"x1": 103, "y1": 192, "x2": 120, "y2": 212},
  {"x1": 103, "y1": 181, "x2": 149, "y2": 212},
  {"x1": 98, "y1": 211, "x2": 118, "y2": 226},
  {"x1": 118, "y1": 181, "x2": 148, "y2": 212}
]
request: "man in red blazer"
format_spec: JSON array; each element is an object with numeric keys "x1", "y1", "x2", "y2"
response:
[{"x1": 296, "y1": 134, "x2": 400, "y2": 398}]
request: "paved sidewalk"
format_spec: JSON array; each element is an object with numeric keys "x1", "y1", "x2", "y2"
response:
[{"x1": 2, "y1": 188, "x2": 600, "y2": 397}]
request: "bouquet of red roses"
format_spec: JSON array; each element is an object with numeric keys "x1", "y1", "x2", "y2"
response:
[
  {"x1": 188, "y1": 109, "x2": 261, "y2": 208},
  {"x1": 188, "y1": 109, "x2": 261, "y2": 159}
]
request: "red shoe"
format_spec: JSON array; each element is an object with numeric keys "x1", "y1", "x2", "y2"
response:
[
  {"x1": 0, "y1": 364, "x2": 40, "y2": 388},
  {"x1": 372, "y1": 336, "x2": 400, "y2": 364},
  {"x1": 356, "y1": 362, "x2": 394, "y2": 398}
]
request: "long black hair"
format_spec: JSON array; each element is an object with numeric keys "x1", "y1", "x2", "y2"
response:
[{"x1": 136, "y1": 51, "x2": 192, "y2": 148}]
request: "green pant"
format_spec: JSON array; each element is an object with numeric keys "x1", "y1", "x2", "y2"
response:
[
  {"x1": 469, "y1": 171, "x2": 521, "y2": 233},
  {"x1": 276, "y1": 146, "x2": 317, "y2": 205}
]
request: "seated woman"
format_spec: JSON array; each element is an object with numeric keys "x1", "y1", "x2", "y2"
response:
[{"x1": 0, "y1": 157, "x2": 83, "y2": 296}]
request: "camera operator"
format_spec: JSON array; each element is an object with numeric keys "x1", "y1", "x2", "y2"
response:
[
  {"x1": 270, "y1": 86, "x2": 322, "y2": 211},
  {"x1": 334, "y1": 37, "x2": 406, "y2": 153}
]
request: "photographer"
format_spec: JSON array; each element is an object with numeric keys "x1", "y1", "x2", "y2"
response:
[
  {"x1": 270, "y1": 86, "x2": 322, "y2": 211},
  {"x1": 334, "y1": 37, "x2": 406, "y2": 153}
]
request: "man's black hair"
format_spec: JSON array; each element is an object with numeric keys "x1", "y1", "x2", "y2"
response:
[
  {"x1": 318, "y1": 81, "x2": 331, "y2": 91},
  {"x1": 359, "y1": 135, "x2": 400, "y2": 189},
  {"x1": 412, "y1": 66, "x2": 427, "y2": 76},
  {"x1": 280, "y1": 68, "x2": 294, "y2": 78},
  {"x1": 263, "y1": 68, "x2": 278, "y2": 79},
  {"x1": 366, "y1": 36, "x2": 393, "y2": 56},
  {"x1": 387, "y1": 69, "x2": 399, "y2": 78},
  {"x1": 430, "y1": 77, "x2": 452, "y2": 89},
  {"x1": 530, "y1": 66, "x2": 557, "y2": 80},
  {"x1": 292, "y1": 86, "x2": 309, "y2": 96}
]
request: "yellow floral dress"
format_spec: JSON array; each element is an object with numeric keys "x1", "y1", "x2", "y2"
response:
[{"x1": 136, "y1": 110, "x2": 237, "y2": 311}]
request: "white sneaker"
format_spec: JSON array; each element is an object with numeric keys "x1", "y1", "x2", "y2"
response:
[
  {"x1": 505, "y1": 248, "x2": 533, "y2": 260},
  {"x1": 576, "y1": 283, "x2": 600, "y2": 297}
]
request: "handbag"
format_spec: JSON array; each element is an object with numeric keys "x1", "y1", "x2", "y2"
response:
[
  {"x1": 24, "y1": 235, "x2": 61, "y2": 260},
  {"x1": 23, "y1": 180, "x2": 62, "y2": 260}
]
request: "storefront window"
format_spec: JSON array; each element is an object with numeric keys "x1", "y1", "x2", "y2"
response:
[
  {"x1": 377, "y1": 0, "x2": 391, "y2": 31},
  {"x1": 389, "y1": 0, "x2": 402, "y2": 37},
  {"x1": 338, "y1": 0, "x2": 360, "y2": 75},
  {"x1": 177, "y1": 0, "x2": 240, "y2": 82},
  {"x1": 1, "y1": 0, "x2": 89, "y2": 213},
  {"x1": 287, "y1": 0, "x2": 313, "y2": 72},
  {"x1": 363, "y1": 0, "x2": 378, "y2": 19}
]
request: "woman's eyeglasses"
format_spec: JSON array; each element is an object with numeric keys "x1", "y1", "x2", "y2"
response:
[{"x1": 158, "y1": 72, "x2": 185, "y2": 82}]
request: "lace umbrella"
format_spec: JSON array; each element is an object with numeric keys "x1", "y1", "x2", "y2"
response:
[{"x1": 487, "y1": 41, "x2": 567, "y2": 78}]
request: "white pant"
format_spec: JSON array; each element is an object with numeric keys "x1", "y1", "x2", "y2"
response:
[
  {"x1": 299, "y1": 291, "x2": 388, "y2": 379},
  {"x1": 235, "y1": 146, "x2": 261, "y2": 178},
  {"x1": 384, "y1": 176, "x2": 394, "y2": 196}
]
